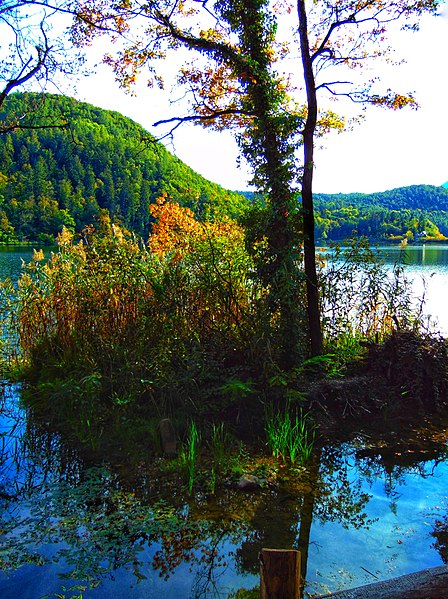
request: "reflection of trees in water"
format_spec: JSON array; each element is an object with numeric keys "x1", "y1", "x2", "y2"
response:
[
  {"x1": 0, "y1": 382, "x2": 82, "y2": 509},
  {"x1": 354, "y1": 426, "x2": 448, "y2": 511},
  {"x1": 1, "y1": 406, "x2": 374, "y2": 598},
  {"x1": 298, "y1": 446, "x2": 374, "y2": 591},
  {"x1": 350, "y1": 426, "x2": 448, "y2": 567},
  {"x1": 430, "y1": 512, "x2": 448, "y2": 564},
  {"x1": 1, "y1": 383, "x2": 57, "y2": 506},
  {"x1": 2, "y1": 464, "x2": 222, "y2": 587},
  {"x1": 5, "y1": 396, "x2": 448, "y2": 597},
  {"x1": 232, "y1": 433, "x2": 448, "y2": 594},
  {"x1": 234, "y1": 445, "x2": 374, "y2": 595},
  {"x1": 1, "y1": 384, "x2": 26, "y2": 500},
  {"x1": 1, "y1": 403, "x2": 250, "y2": 597}
]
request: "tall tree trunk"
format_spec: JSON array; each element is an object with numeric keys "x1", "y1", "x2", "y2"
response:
[
  {"x1": 297, "y1": 0, "x2": 323, "y2": 357},
  {"x1": 239, "y1": 0, "x2": 302, "y2": 369}
]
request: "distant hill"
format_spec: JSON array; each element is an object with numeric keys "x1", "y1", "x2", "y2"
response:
[
  {"x1": 0, "y1": 92, "x2": 248, "y2": 243},
  {"x1": 0, "y1": 93, "x2": 445, "y2": 244},
  {"x1": 313, "y1": 185, "x2": 448, "y2": 242},
  {"x1": 314, "y1": 185, "x2": 448, "y2": 212},
  {"x1": 238, "y1": 185, "x2": 448, "y2": 242}
]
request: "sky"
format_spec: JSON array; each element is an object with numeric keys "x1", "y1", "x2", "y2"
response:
[{"x1": 68, "y1": 7, "x2": 448, "y2": 194}]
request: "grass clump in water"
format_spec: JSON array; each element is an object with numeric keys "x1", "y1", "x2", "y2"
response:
[
  {"x1": 265, "y1": 402, "x2": 316, "y2": 465},
  {"x1": 178, "y1": 421, "x2": 201, "y2": 495},
  {"x1": 207, "y1": 422, "x2": 234, "y2": 494}
]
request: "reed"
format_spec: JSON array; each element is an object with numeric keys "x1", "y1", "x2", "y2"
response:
[
  {"x1": 7, "y1": 211, "x2": 267, "y2": 415},
  {"x1": 265, "y1": 403, "x2": 315, "y2": 465},
  {"x1": 208, "y1": 422, "x2": 233, "y2": 494},
  {"x1": 178, "y1": 421, "x2": 200, "y2": 495}
]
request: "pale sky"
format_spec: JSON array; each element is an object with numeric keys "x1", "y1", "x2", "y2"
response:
[{"x1": 71, "y1": 8, "x2": 448, "y2": 195}]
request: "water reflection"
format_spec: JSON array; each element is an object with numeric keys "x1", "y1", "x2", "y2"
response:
[
  {"x1": 0, "y1": 247, "x2": 37, "y2": 281},
  {"x1": 3, "y1": 382, "x2": 448, "y2": 598},
  {"x1": 377, "y1": 244, "x2": 448, "y2": 270}
]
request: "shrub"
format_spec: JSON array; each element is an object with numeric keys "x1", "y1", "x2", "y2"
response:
[
  {"x1": 5, "y1": 202, "x2": 270, "y2": 417},
  {"x1": 367, "y1": 330, "x2": 448, "y2": 411}
]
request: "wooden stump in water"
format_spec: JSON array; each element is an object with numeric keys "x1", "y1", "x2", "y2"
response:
[
  {"x1": 159, "y1": 418, "x2": 177, "y2": 455},
  {"x1": 259, "y1": 548, "x2": 301, "y2": 598}
]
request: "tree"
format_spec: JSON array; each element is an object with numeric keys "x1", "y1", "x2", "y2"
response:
[
  {"x1": 296, "y1": 0, "x2": 438, "y2": 356},
  {"x1": 24, "y1": 0, "x2": 440, "y2": 363},
  {"x1": 65, "y1": 0, "x2": 309, "y2": 367},
  {"x1": 0, "y1": 2, "x2": 52, "y2": 110},
  {"x1": 0, "y1": 1, "x2": 82, "y2": 132}
]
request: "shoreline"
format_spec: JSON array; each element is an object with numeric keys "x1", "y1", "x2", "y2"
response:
[{"x1": 317, "y1": 565, "x2": 448, "y2": 598}]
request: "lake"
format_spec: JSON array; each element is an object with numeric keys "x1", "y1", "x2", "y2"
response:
[
  {"x1": 375, "y1": 244, "x2": 448, "y2": 335},
  {"x1": 1, "y1": 244, "x2": 448, "y2": 598}
]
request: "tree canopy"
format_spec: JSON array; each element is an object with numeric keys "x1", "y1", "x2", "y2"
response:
[{"x1": 0, "y1": 1, "x2": 84, "y2": 132}]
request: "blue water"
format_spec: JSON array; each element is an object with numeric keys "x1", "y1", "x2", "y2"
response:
[
  {"x1": 1, "y1": 245, "x2": 448, "y2": 598},
  {"x1": 2, "y1": 393, "x2": 448, "y2": 598},
  {"x1": 307, "y1": 451, "x2": 448, "y2": 594}
]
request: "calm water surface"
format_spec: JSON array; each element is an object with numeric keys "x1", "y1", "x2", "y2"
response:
[
  {"x1": 377, "y1": 244, "x2": 448, "y2": 334},
  {"x1": 1, "y1": 245, "x2": 448, "y2": 598}
]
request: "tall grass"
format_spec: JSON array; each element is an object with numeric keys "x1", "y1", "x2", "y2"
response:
[
  {"x1": 1, "y1": 209, "x2": 424, "y2": 431},
  {"x1": 321, "y1": 238, "x2": 420, "y2": 346},
  {"x1": 207, "y1": 422, "x2": 233, "y2": 494},
  {"x1": 265, "y1": 403, "x2": 316, "y2": 465},
  {"x1": 3, "y1": 208, "x2": 271, "y2": 416},
  {"x1": 178, "y1": 421, "x2": 201, "y2": 495}
]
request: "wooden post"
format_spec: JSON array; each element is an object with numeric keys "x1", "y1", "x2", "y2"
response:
[
  {"x1": 159, "y1": 418, "x2": 177, "y2": 455},
  {"x1": 259, "y1": 548, "x2": 301, "y2": 599}
]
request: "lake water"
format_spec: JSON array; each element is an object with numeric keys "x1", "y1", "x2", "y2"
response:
[
  {"x1": 1, "y1": 244, "x2": 448, "y2": 599},
  {"x1": 375, "y1": 244, "x2": 448, "y2": 334}
]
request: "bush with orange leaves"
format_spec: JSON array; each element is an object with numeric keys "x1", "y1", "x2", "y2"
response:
[
  {"x1": 148, "y1": 197, "x2": 262, "y2": 348},
  {"x1": 6, "y1": 200, "x2": 266, "y2": 416}
]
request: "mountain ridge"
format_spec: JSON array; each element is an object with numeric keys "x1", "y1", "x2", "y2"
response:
[
  {"x1": 0, "y1": 92, "x2": 248, "y2": 243},
  {"x1": 0, "y1": 92, "x2": 447, "y2": 244}
]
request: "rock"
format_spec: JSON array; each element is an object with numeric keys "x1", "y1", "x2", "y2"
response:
[
  {"x1": 237, "y1": 474, "x2": 260, "y2": 491},
  {"x1": 317, "y1": 565, "x2": 448, "y2": 598}
]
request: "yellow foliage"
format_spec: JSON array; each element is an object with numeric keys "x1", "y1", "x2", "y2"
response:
[
  {"x1": 32, "y1": 249, "x2": 45, "y2": 262},
  {"x1": 316, "y1": 110, "x2": 346, "y2": 135},
  {"x1": 57, "y1": 226, "x2": 75, "y2": 248},
  {"x1": 371, "y1": 92, "x2": 418, "y2": 110},
  {"x1": 149, "y1": 196, "x2": 198, "y2": 257},
  {"x1": 149, "y1": 197, "x2": 245, "y2": 259}
]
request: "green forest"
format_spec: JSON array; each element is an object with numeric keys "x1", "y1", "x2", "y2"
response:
[
  {"x1": 0, "y1": 93, "x2": 247, "y2": 244},
  {"x1": 1, "y1": 92, "x2": 448, "y2": 245},
  {"x1": 314, "y1": 186, "x2": 448, "y2": 242}
]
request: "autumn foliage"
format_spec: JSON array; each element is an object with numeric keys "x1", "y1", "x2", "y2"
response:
[{"x1": 7, "y1": 201, "x2": 270, "y2": 415}]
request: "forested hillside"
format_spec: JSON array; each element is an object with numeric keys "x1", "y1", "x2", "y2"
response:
[
  {"x1": 242, "y1": 186, "x2": 448, "y2": 243},
  {"x1": 0, "y1": 93, "x2": 247, "y2": 243},
  {"x1": 1, "y1": 92, "x2": 447, "y2": 245},
  {"x1": 314, "y1": 186, "x2": 448, "y2": 242}
]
